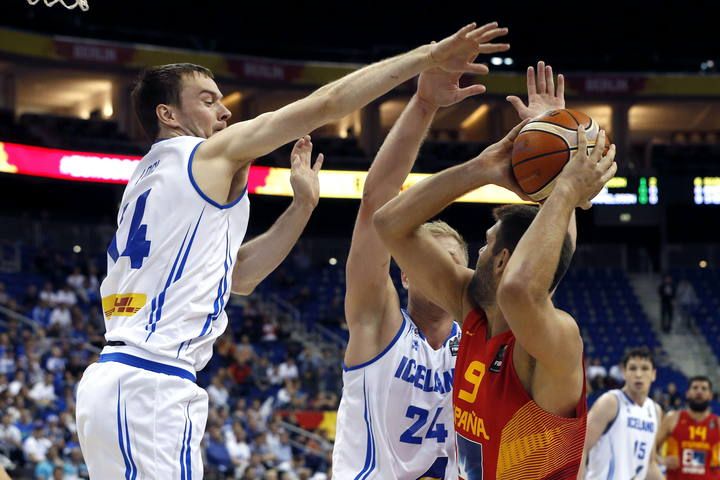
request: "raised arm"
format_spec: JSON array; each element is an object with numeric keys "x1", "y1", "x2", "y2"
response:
[
  {"x1": 344, "y1": 48, "x2": 498, "y2": 363},
  {"x1": 373, "y1": 121, "x2": 529, "y2": 321},
  {"x1": 508, "y1": 61, "x2": 577, "y2": 252},
  {"x1": 496, "y1": 127, "x2": 617, "y2": 374},
  {"x1": 231, "y1": 136, "x2": 322, "y2": 295},
  {"x1": 577, "y1": 392, "x2": 619, "y2": 479},
  {"x1": 196, "y1": 23, "x2": 509, "y2": 167}
]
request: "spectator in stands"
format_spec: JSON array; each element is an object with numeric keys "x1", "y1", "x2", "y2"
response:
[
  {"x1": 586, "y1": 358, "x2": 608, "y2": 390},
  {"x1": 278, "y1": 357, "x2": 299, "y2": 383},
  {"x1": 44, "y1": 346, "x2": 66, "y2": 374},
  {"x1": 66, "y1": 448, "x2": 88, "y2": 479},
  {"x1": 48, "y1": 304, "x2": 71, "y2": 331},
  {"x1": 0, "y1": 413, "x2": 22, "y2": 465},
  {"x1": 226, "y1": 421, "x2": 251, "y2": 477},
  {"x1": 52, "y1": 284, "x2": 76, "y2": 308},
  {"x1": 28, "y1": 372, "x2": 56, "y2": 407},
  {"x1": 23, "y1": 423, "x2": 51, "y2": 464},
  {"x1": 659, "y1": 274, "x2": 676, "y2": 333},
  {"x1": 207, "y1": 370, "x2": 231, "y2": 407},
  {"x1": 39, "y1": 282, "x2": 54, "y2": 306},
  {"x1": 8, "y1": 370, "x2": 26, "y2": 397},
  {"x1": 666, "y1": 382, "x2": 683, "y2": 408},
  {"x1": 66, "y1": 267, "x2": 85, "y2": 293},
  {"x1": 261, "y1": 319, "x2": 279, "y2": 342},
  {"x1": 0, "y1": 351, "x2": 14, "y2": 376},
  {"x1": 31, "y1": 299, "x2": 52, "y2": 327},
  {"x1": 205, "y1": 425, "x2": 233, "y2": 475},
  {"x1": 271, "y1": 430, "x2": 293, "y2": 472},
  {"x1": 677, "y1": 278, "x2": 699, "y2": 330}
]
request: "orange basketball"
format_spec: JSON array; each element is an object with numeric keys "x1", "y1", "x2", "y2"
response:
[{"x1": 511, "y1": 109, "x2": 606, "y2": 201}]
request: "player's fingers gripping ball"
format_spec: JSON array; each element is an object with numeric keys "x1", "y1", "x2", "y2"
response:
[{"x1": 511, "y1": 109, "x2": 610, "y2": 201}]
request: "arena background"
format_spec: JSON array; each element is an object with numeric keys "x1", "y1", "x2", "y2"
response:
[{"x1": 0, "y1": 1, "x2": 719, "y2": 478}]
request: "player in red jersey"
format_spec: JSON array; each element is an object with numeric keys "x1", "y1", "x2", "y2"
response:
[
  {"x1": 374, "y1": 63, "x2": 617, "y2": 479},
  {"x1": 657, "y1": 376, "x2": 720, "y2": 479}
]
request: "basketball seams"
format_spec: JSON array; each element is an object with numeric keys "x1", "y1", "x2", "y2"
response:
[{"x1": 511, "y1": 108, "x2": 600, "y2": 201}]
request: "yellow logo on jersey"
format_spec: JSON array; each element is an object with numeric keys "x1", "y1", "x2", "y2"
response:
[
  {"x1": 102, "y1": 293, "x2": 147, "y2": 319},
  {"x1": 0, "y1": 143, "x2": 18, "y2": 173}
]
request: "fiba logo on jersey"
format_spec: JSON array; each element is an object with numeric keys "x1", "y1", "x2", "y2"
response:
[
  {"x1": 449, "y1": 337, "x2": 460, "y2": 356},
  {"x1": 489, "y1": 344, "x2": 508, "y2": 373}
]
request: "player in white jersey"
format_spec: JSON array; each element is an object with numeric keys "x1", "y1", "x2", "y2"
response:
[
  {"x1": 74, "y1": 25, "x2": 508, "y2": 479},
  {"x1": 334, "y1": 23, "x2": 512, "y2": 479},
  {"x1": 581, "y1": 347, "x2": 664, "y2": 480}
]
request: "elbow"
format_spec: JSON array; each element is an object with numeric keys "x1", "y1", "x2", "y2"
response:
[
  {"x1": 230, "y1": 274, "x2": 257, "y2": 296},
  {"x1": 231, "y1": 284, "x2": 255, "y2": 297},
  {"x1": 372, "y1": 206, "x2": 394, "y2": 240}
]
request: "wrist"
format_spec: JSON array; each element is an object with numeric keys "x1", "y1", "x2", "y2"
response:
[
  {"x1": 412, "y1": 93, "x2": 440, "y2": 114},
  {"x1": 291, "y1": 196, "x2": 317, "y2": 213},
  {"x1": 462, "y1": 156, "x2": 495, "y2": 186},
  {"x1": 420, "y1": 43, "x2": 437, "y2": 68},
  {"x1": 549, "y1": 180, "x2": 580, "y2": 206}
]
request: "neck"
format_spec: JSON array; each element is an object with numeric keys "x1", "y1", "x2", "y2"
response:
[
  {"x1": 483, "y1": 303, "x2": 509, "y2": 338},
  {"x1": 622, "y1": 387, "x2": 647, "y2": 405},
  {"x1": 687, "y1": 408, "x2": 712, "y2": 422},
  {"x1": 407, "y1": 295, "x2": 454, "y2": 349}
]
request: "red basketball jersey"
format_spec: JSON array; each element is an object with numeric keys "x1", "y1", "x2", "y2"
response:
[
  {"x1": 666, "y1": 410, "x2": 720, "y2": 479},
  {"x1": 452, "y1": 308, "x2": 587, "y2": 480}
]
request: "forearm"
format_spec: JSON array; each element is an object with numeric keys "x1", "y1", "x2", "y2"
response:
[
  {"x1": 501, "y1": 184, "x2": 576, "y2": 299},
  {"x1": 363, "y1": 95, "x2": 437, "y2": 206},
  {"x1": 375, "y1": 159, "x2": 492, "y2": 239},
  {"x1": 231, "y1": 200, "x2": 314, "y2": 295},
  {"x1": 318, "y1": 46, "x2": 433, "y2": 120}
]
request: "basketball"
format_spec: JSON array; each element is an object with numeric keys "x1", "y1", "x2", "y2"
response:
[{"x1": 511, "y1": 109, "x2": 605, "y2": 202}]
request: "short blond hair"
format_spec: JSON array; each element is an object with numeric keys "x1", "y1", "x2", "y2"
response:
[{"x1": 420, "y1": 220, "x2": 469, "y2": 266}]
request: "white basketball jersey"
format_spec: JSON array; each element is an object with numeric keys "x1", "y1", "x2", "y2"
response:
[
  {"x1": 100, "y1": 136, "x2": 250, "y2": 372},
  {"x1": 333, "y1": 309, "x2": 460, "y2": 479},
  {"x1": 585, "y1": 389, "x2": 660, "y2": 480}
]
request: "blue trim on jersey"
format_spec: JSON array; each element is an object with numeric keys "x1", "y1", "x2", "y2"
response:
[
  {"x1": 606, "y1": 443, "x2": 616, "y2": 480},
  {"x1": 197, "y1": 229, "x2": 232, "y2": 338},
  {"x1": 146, "y1": 224, "x2": 190, "y2": 340},
  {"x1": 175, "y1": 207, "x2": 205, "y2": 281},
  {"x1": 355, "y1": 374, "x2": 376, "y2": 480},
  {"x1": 116, "y1": 383, "x2": 133, "y2": 480},
  {"x1": 180, "y1": 413, "x2": 188, "y2": 480},
  {"x1": 602, "y1": 392, "x2": 621, "y2": 435},
  {"x1": 124, "y1": 401, "x2": 138, "y2": 480},
  {"x1": 342, "y1": 312, "x2": 407, "y2": 372},
  {"x1": 185, "y1": 403, "x2": 193, "y2": 480},
  {"x1": 100, "y1": 353, "x2": 197, "y2": 382},
  {"x1": 146, "y1": 209, "x2": 203, "y2": 341},
  {"x1": 187, "y1": 141, "x2": 248, "y2": 209},
  {"x1": 108, "y1": 203, "x2": 129, "y2": 263},
  {"x1": 622, "y1": 390, "x2": 641, "y2": 406}
]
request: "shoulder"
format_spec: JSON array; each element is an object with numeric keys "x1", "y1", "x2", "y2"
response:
[{"x1": 590, "y1": 390, "x2": 620, "y2": 418}]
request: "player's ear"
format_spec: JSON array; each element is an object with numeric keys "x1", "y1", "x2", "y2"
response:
[
  {"x1": 494, "y1": 248, "x2": 510, "y2": 276},
  {"x1": 156, "y1": 103, "x2": 179, "y2": 129}
]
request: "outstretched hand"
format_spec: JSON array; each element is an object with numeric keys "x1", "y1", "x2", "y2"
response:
[
  {"x1": 507, "y1": 60, "x2": 565, "y2": 120},
  {"x1": 429, "y1": 22, "x2": 509, "y2": 75},
  {"x1": 289, "y1": 135, "x2": 324, "y2": 209}
]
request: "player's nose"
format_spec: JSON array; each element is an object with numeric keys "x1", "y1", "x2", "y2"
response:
[{"x1": 218, "y1": 103, "x2": 231, "y2": 122}]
